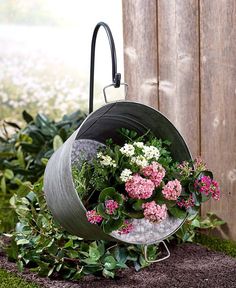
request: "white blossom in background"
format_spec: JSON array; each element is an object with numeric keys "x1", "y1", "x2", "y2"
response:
[
  {"x1": 120, "y1": 144, "x2": 135, "y2": 157},
  {"x1": 120, "y1": 169, "x2": 132, "y2": 182},
  {"x1": 142, "y1": 145, "x2": 160, "y2": 160},
  {"x1": 0, "y1": 53, "x2": 88, "y2": 122}
]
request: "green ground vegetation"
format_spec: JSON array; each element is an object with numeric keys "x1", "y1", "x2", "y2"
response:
[
  {"x1": 0, "y1": 268, "x2": 39, "y2": 288},
  {"x1": 195, "y1": 233, "x2": 236, "y2": 258}
]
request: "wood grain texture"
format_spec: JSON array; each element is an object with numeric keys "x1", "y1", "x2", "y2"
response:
[
  {"x1": 122, "y1": 0, "x2": 236, "y2": 240},
  {"x1": 158, "y1": 0, "x2": 200, "y2": 157},
  {"x1": 122, "y1": 0, "x2": 158, "y2": 107},
  {"x1": 200, "y1": 0, "x2": 236, "y2": 239}
]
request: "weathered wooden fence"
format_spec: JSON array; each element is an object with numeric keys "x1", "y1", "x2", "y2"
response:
[{"x1": 122, "y1": 0, "x2": 236, "y2": 240}]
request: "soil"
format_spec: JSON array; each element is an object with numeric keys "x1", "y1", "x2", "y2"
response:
[{"x1": 0, "y1": 243, "x2": 236, "y2": 288}]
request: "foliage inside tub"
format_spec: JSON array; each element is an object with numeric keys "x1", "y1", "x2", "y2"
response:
[{"x1": 72, "y1": 128, "x2": 221, "y2": 235}]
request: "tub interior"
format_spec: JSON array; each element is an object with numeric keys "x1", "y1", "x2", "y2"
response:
[{"x1": 70, "y1": 101, "x2": 190, "y2": 244}]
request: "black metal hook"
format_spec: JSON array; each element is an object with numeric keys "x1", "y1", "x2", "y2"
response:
[{"x1": 89, "y1": 22, "x2": 121, "y2": 113}]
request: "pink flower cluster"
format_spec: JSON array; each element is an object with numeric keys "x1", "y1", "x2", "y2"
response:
[
  {"x1": 177, "y1": 194, "x2": 195, "y2": 209},
  {"x1": 142, "y1": 201, "x2": 167, "y2": 223},
  {"x1": 162, "y1": 179, "x2": 182, "y2": 200},
  {"x1": 194, "y1": 176, "x2": 220, "y2": 200},
  {"x1": 142, "y1": 162, "x2": 166, "y2": 187},
  {"x1": 105, "y1": 199, "x2": 119, "y2": 215},
  {"x1": 86, "y1": 210, "x2": 103, "y2": 224},
  {"x1": 118, "y1": 220, "x2": 134, "y2": 235},
  {"x1": 125, "y1": 174, "x2": 155, "y2": 199}
]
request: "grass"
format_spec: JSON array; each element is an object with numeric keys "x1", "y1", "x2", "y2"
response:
[
  {"x1": 195, "y1": 233, "x2": 236, "y2": 258},
  {"x1": 0, "y1": 268, "x2": 40, "y2": 288}
]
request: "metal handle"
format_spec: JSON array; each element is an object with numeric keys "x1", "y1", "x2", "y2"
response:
[
  {"x1": 89, "y1": 22, "x2": 121, "y2": 113},
  {"x1": 103, "y1": 83, "x2": 128, "y2": 103},
  {"x1": 144, "y1": 240, "x2": 170, "y2": 263}
]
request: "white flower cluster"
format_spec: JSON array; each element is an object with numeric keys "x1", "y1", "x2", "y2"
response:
[
  {"x1": 119, "y1": 142, "x2": 160, "y2": 167},
  {"x1": 143, "y1": 145, "x2": 160, "y2": 160},
  {"x1": 120, "y1": 144, "x2": 135, "y2": 157},
  {"x1": 97, "y1": 152, "x2": 116, "y2": 167},
  {"x1": 131, "y1": 155, "x2": 148, "y2": 168},
  {"x1": 120, "y1": 169, "x2": 133, "y2": 182}
]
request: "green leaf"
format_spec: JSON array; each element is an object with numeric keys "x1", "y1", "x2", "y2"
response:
[
  {"x1": 132, "y1": 200, "x2": 145, "y2": 211},
  {"x1": 72, "y1": 268, "x2": 84, "y2": 280},
  {"x1": 4, "y1": 169, "x2": 14, "y2": 179},
  {"x1": 188, "y1": 182, "x2": 195, "y2": 193},
  {"x1": 64, "y1": 239, "x2": 73, "y2": 248},
  {"x1": 89, "y1": 246, "x2": 101, "y2": 261},
  {"x1": 26, "y1": 191, "x2": 37, "y2": 203},
  {"x1": 99, "y1": 187, "x2": 116, "y2": 202},
  {"x1": 16, "y1": 239, "x2": 30, "y2": 245},
  {"x1": 99, "y1": 187, "x2": 123, "y2": 204},
  {"x1": 114, "y1": 247, "x2": 128, "y2": 263},
  {"x1": 17, "y1": 260, "x2": 24, "y2": 272},
  {"x1": 192, "y1": 192, "x2": 201, "y2": 206},
  {"x1": 168, "y1": 206, "x2": 187, "y2": 219},
  {"x1": 97, "y1": 203, "x2": 109, "y2": 219},
  {"x1": 22, "y1": 110, "x2": 33, "y2": 123},
  {"x1": 103, "y1": 218, "x2": 124, "y2": 234},
  {"x1": 102, "y1": 268, "x2": 115, "y2": 278},
  {"x1": 1, "y1": 177, "x2": 6, "y2": 194},
  {"x1": 53, "y1": 135, "x2": 63, "y2": 151},
  {"x1": 197, "y1": 170, "x2": 213, "y2": 180},
  {"x1": 48, "y1": 266, "x2": 55, "y2": 277},
  {"x1": 191, "y1": 218, "x2": 201, "y2": 228},
  {"x1": 103, "y1": 255, "x2": 116, "y2": 270}
]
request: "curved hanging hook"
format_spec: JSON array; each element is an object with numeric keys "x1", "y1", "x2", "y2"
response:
[{"x1": 89, "y1": 22, "x2": 121, "y2": 113}]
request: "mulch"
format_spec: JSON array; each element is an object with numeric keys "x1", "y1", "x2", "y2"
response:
[{"x1": 0, "y1": 243, "x2": 236, "y2": 288}]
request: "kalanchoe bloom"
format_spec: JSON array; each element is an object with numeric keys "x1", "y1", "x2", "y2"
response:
[
  {"x1": 142, "y1": 201, "x2": 167, "y2": 223},
  {"x1": 97, "y1": 153, "x2": 116, "y2": 167},
  {"x1": 131, "y1": 155, "x2": 148, "y2": 168},
  {"x1": 133, "y1": 141, "x2": 144, "y2": 148},
  {"x1": 177, "y1": 161, "x2": 192, "y2": 177},
  {"x1": 105, "y1": 199, "x2": 119, "y2": 215},
  {"x1": 162, "y1": 179, "x2": 182, "y2": 200},
  {"x1": 120, "y1": 168, "x2": 133, "y2": 182},
  {"x1": 86, "y1": 210, "x2": 103, "y2": 224},
  {"x1": 142, "y1": 145, "x2": 160, "y2": 160},
  {"x1": 177, "y1": 194, "x2": 195, "y2": 209},
  {"x1": 194, "y1": 157, "x2": 207, "y2": 172},
  {"x1": 194, "y1": 176, "x2": 220, "y2": 200},
  {"x1": 125, "y1": 174, "x2": 155, "y2": 199},
  {"x1": 120, "y1": 143, "x2": 135, "y2": 157},
  {"x1": 117, "y1": 220, "x2": 134, "y2": 235},
  {"x1": 142, "y1": 162, "x2": 166, "y2": 187}
]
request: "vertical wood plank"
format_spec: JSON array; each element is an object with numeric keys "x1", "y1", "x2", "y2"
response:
[
  {"x1": 122, "y1": 0, "x2": 158, "y2": 107},
  {"x1": 158, "y1": 0, "x2": 200, "y2": 157},
  {"x1": 200, "y1": 0, "x2": 236, "y2": 239}
]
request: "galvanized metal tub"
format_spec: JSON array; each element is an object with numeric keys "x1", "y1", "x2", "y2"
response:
[{"x1": 44, "y1": 100, "x2": 192, "y2": 244}]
